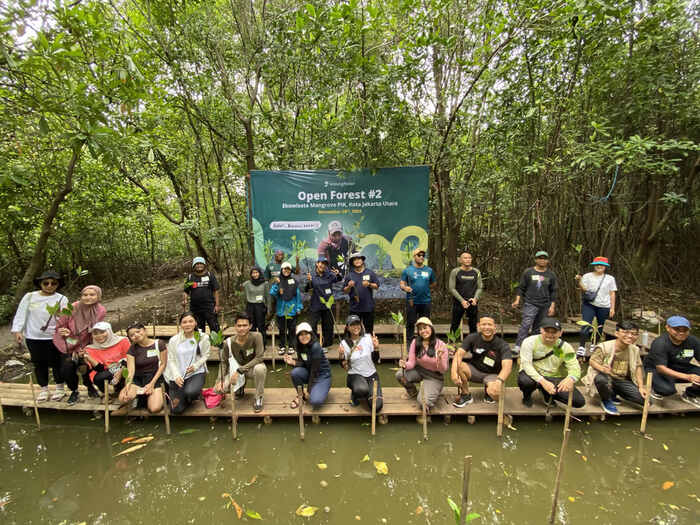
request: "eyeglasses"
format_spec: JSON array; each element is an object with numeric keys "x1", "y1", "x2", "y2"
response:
[
  {"x1": 415, "y1": 253, "x2": 425, "y2": 258},
  {"x1": 41, "y1": 280, "x2": 58, "y2": 286},
  {"x1": 618, "y1": 330, "x2": 639, "y2": 337},
  {"x1": 668, "y1": 326, "x2": 689, "y2": 333}
]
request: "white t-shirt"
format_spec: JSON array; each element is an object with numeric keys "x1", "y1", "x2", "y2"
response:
[
  {"x1": 339, "y1": 334, "x2": 376, "y2": 377},
  {"x1": 11, "y1": 291, "x2": 68, "y2": 340},
  {"x1": 581, "y1": 272, "x2": 617, "y2": 308},
  {"x1": 176, "y1": 338, "x2": 205, "y2": 378}
]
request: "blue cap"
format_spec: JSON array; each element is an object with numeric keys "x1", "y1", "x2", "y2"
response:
[
  {"x1": 317, "y1": 256, "x2": 328, "y2": 263},
  {"x1": 666, "y1": 316, "x2": 690, "y2": 329},
  {"x1": 192, "y1": 256, "x2": 206, "y2": 267}
]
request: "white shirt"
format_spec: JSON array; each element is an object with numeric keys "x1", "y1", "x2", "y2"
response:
[
  {"x1": 11, "y1": 291, "x2": 68, "y2": 340},
  {"x1": 339, "y1": 334, "x2": 376, "y2": 377},
  {"x1": 175, "y1": 338, "x2": 205, "y2": 378},
  {"x1": 581, "y1": 272, "x2": 617, "y2": 308}
]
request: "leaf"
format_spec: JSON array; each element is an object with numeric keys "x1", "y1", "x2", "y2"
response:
[
  {"x1": 662, "y1": 443, "x2": 669, "y2": 451},
  {"x1": 373, "y1": 461, "x2": 388, "y2": 475},
  {"x1": 548, "y1": 452, "x2": 558, "y2": 458},
  {"x1": 581, "y1": 455, "x2": 588, "y2": 462},
  {"x1": 651, "y1": 458, "x2": 661, "y2": 463},
  {"x1": 446, "y1": 496, "x2": 460, "y2": 521},
  {"x1": 121, "y1": 437, "x2": 136, "y2": 444},
  {"x1": 317, "y1": 463, "x2": 328, "y2": 470},
  {"x1": 245, "y1": 475, "x2": 258, "y2": 486},
  {"x1": 295, "y1": 504, "x2": 319, "y2": 517},
  {"x1": 38, "y1": 116, "x2": 49, "y2": 135},
  {"x1": 465, "y1": 512, "x2": 481, "y2": 522},
  {"x1": 415, "y1": 506, "x2": 424, "y2": 514},
  {"x1": 114, "y1": 443, "x2": 147, "y2": 457},
  {"x1": 198, "y1": 496, "x2": 206, "y2": 501},
  {"x1": 361, "y1": 454, "x2": 370, "y2": 462},
  {"x1": 131, "y1": 436, "x2": 154, "y2": 444},
  {"x1": 179, "y1": 428, "x2": 199, "y2": 434},
  {"x1": 147, "y1": 148, "x2": 155, "y2": 162},
  {"x1": 232, "y1": 500, "x2": 243, "y2": 518},
  {"x1": 668, "y1": 504, "x2": 679, "y2": 511},
  {"x1": 568, "y1": 496, "x2": 576, "y2": 502},
  {"x1": 662, "y1": 481, "x2": 675, "y2": 490},
  {"x1": 245, "y1": 509, "x2": 262, "y2": 520}
]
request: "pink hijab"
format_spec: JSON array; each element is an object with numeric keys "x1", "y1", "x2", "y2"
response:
[{"x1": 73, "y1": 285, "x2": 105, "y2": 334}]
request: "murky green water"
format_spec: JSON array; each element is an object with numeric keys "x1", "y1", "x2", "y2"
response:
[{"x1": 1, "y1": 358, "x2": 699, "y2": 524}]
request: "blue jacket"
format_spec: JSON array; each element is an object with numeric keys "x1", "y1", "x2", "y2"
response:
[{"x1": 269, "y1": 282, "x2": 304, "y2": 317}]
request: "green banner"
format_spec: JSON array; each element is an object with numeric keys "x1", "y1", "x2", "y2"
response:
[{"x1": 250, "y1": 167, "x2": 429, "y2": 293}]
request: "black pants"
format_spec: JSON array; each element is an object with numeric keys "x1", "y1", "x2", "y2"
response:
[
  {"x1": 92, "y1": 366, "x2": 125, "y2": 393},
  {"x1": 309, "y1": 309, "x2": 334, "y2": 347},
  {"x1": 594, "y1": 373, "x2": 644, "y2": 405},
  {"x1": 168, "y1": 373, "x2": 206, "y2": 414},
  {"x1": 192, "y1": 307, "x2": 219, "y2": 333},
  {"x1": 518, "y1": 370, "x2": 585, "y2": 408},
  {"x1": 449, "y1": 300, "x2": 478, "y2": 336},
  {"x1": 646, "y1": 365, "x2": 700, "y2": 397},
  {"x1": 347, "y1": 373, "x2": 383, "y2": 412},
  {"x1": 25, "y1": 338, "x2": 63, "y2": 387},
  {"x1": 276, "y1": 315, "x2": 297, "y2": 349},
  {"x1": 246, "y1": 302, "x2": 267, "y2": 344},
  {"x1": 351, "y1": 311, "x2": 375, "y2": 335},
  {"x1": 60, "y1": 354, "x2": 92, "y2": 392},
  {"x1": 406, "y1": 303, "x2": 431, "y2": 341}
]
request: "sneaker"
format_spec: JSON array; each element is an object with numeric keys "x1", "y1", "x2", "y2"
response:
[
  {"x1": 649, "y1": 390, "x2": 663, "y2": 401},
  {"x1": 601, "y1": 399, "x2": 620, "y2": 415},
  {"x1": 522, "y1": 395, "x2": 533, "y2": 408},
  {"x1": 67, "y1": 391, "x2": 80, "y2": 405},
  {"x1": 253, "y1": 396, "x2": 264, "y2": 412},
  {"x1": 576, "y1": 346, "x2": 586, "y2": 357},
  {"x1": 680, "y1": 393, "x2": 700, "y2": 407},
  {"x1": 87, "y1": 386, "x2": 100, "y2": 398},
  {"x1": 452, "y1": 393, "x2": 473, "y2": 408},
  {"x1": 278, "y1": 346, "x2": 286, "y2": 356},
  {"x1": 610, "y1": 393, "x2": 622, "y2": 405},
  {"x1": 37, "y1": 388, "x2": 49, "y2": 403},
  {"x1": 483, "y1": 393, "x2": 495, "y2": 404},
  {"x1": 287, "y1": 347, "x2": 296, "y2": 355},
  {"x1": 51, "y1": 386, "x2": 65, "y2": 401}
]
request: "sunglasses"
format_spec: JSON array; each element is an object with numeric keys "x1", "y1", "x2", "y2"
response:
[
  {"x1": 41, "y1": 280, "x2": 59, "y2": 286},
  {"x1": 415, "y1": 253, "x2": 426, "y2": 258}
]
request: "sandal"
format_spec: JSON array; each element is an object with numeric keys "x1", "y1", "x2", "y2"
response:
[{"x1": 289, "y1": 393, "x2": 308, "y2": 409}]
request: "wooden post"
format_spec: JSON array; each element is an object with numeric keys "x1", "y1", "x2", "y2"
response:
[
  {"x1": 460, "y1": 317, "x2": 465, "y2": 339},
  {"x1": 162, "y1": 388, "x2": 171, "y2": 435},
  {"x1": 297, "y1": 385, "x2": 305, "y2": 440},
  {"x1": 497, "y1": 381, "x2": 505, "y2": 437},
  {"x1": 371, "y1": 380, "x2": 377, "y2": 436},
  {"x1": 230, "y1": 384, "x2": 238, "y2": 439},
  {"x1": 401, "y1": 329, "x2": 407, "y2": 361},
  {"x1": 563, "y1": 388, "x2": 574, "y2": 435},
  {"x1": 460, "y1": 455, "x2": 472, "y2": 525},
  {"x1": 548, "y1": 429, "x2": 571, "y2": 524},
  {"x1": 640, "y1": 372, "x2": 653, "y2": 434},
  {"x1": 0, "y1": 391, "x2": 4, "y2": 424},
  {"x1": 421, "y1": 386, "x2": 428, "y2": 440},
  {"x1": 104, "y1": 380, "x2": 110, "y2": 433},
  {"x1": 28, "y1": 374, "x2": 41, "y2": 430},
  {"x1": 271, "y1": 329, "x2": 276, "y2": 371}
]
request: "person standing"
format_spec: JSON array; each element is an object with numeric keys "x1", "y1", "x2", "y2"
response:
[
  {"x1": 11, "y1": 271, "x2": 69, "y2": 402},
  {"x1": 242, "y1": 266, "x2": 269, "y2": 344},
  {"x1": 317, "y1": 221, "x2": 353, "y2": 274},
  {"x1": 512, "y1": 251, "x2": 557, "y2": 355},
  {"x1": 263, "y1": 249, "x2": 285, "y2": 282},
  {"x1": 306, "y1": 256, "x2": 342, "y2": 348},
  {"x1": 575, "y1": 256, "x2": 617, "y2": 356},
  {"x1": 182, "y1": 257, "x2": 221, "y2": 333},
  {"x1": 342, "y1": 252, "x2": 380, "y2": 335},
  {"x1": 448, "y1": 251, "x2": 483, "y2": 336},
  {"x1": 269, "y1": 262, "x2": 303, "y2": 354},
  {"x1": 400, "y1": 248, "x2": 436, "y2": 341}
]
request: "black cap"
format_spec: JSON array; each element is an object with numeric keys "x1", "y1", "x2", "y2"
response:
[
  {"x1": 346, "y1": 314, "x2": 362, "y2": 325},
  {"x1": 540, "y1": 317, "x2": 562, "y2": 330},
  {"x1": 33, "y1": 271, "x2": 63, "y2": 288}
]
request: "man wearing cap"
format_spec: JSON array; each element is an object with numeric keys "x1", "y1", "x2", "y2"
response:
[
  {"x1": 512, "y1": 251, "x2": 558, "y2": 355},
  {"x1": 264, "y1": 249, "x2": 285, "y2": 282},
  {"x1": 400, "y1": 248, "x2": 436, "y2": 341},
  {"x1": 575, "y1": 256, "x2": 617, "y2": 357},
  {"x1": 182, "y1": 257, "x2": 221, "y2": 332},
  {"x1": 518, "y1": 317, "x2": 585, "y2": 408},
  {"x1": 643, "y1": 316, "x2": 700, "y2": 407},
  {"x1": 342, "y1": 253, "x2": 380, "y2": 334},
  {"x1": 318, "y1": 221, "x2": 353, "y2": 274},
  {"x1": 305, "y1": 256, "x2": 342, "y2": 347},
  {"x1": 448, "y1": 251, "x2": 483, "y2": 336}
]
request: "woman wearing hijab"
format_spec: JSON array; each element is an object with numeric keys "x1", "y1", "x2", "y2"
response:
[
  {"x1": 269, "y1": 262, "x2": 303, "y2": 355},
  {"x1": 54, "y1": 285, "x2": 106, "y2": 404},
  {"x1": 243, "y1": 266, "x2": 269, "y2": 343},
  {"x1": 338, "y1": 315, "x2": 383, "y2": 411},
  {"x1": 84, "y1": 321, "x2": 131, "y2": 394},
  {"x1": 11, "y1": 271, "x2": 69, "y2": 402}
]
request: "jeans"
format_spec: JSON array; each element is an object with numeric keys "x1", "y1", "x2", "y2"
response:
[
  {"x1": 406, "y1": 303, "x2": 431, "y2": 341},
  {"x1": 168, "y1": 373, "x2": 206, "y2": 414},
  {"x1": 276, "y1": 315, "x2": 297, "y2": 349},
  {"x1": 517, "y1": 370, "x2": 585, "y2": 408},
  {"x1": 516, "y1": 303, "x2": 548, "y2": 346},
  {"x1": 449, "y1": 300, "x2": 478, "y2": 336},
  {"x1": 646, "y1": 365, "x2": 700, "y2": 397},
  {"x1": 579, "y1": 302, "x2": 610, "y2": 347},
  {"x1": 309, "y1": 309, "x2": 334, "y2": 347},
  {"x1": 593, "y1": 373, "x2": 644, "y2": 405},
  {"x1": 192, "y1": 307, "x2": 219, "y2": 333},
  {"x1": 290, "y1": 367, "x2": 331, "y2": 408},
  {"x1": 25, "y1": 339, "x2": 63, "y2": 387},
  {"x1": 347, "y1": 373, "x2": 383, "y2": 412}
]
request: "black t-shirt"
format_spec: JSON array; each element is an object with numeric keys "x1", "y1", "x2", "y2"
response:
[
  {"x1": 185, "y1": 272, "x2": 220, "y2": 307},
  {"x1": 128, "y1": 341, "x2": 161, "y2": 375},
  {"x1": 644, "y1": 333, "x2": 700, "y2": 372},
  {"x1": 461, "y1": 333, "x2": 512, "y2": 374},
  {"x1": 455, "y1": 268, "x2": 479, "y2": 300}
]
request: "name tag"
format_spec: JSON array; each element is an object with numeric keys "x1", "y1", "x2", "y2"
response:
[
  {"x1": 531, "y1": 275, "x2": 540, "y2": 281},
  {"x1": 255, "y1": 295, "x2": 263, "y2": 301},
  {"x1": 483, "y1": 356, "x2": 496, "y2": 368},
  {"x1": 201, "y1": 276, "x2": 209, "y2": 283},
  {"x1": 362, "y1": 275, "x2": 370, "y2": 281},
  {"x1": 475, "y1": 347, "x2": 485, "y2": 354},
  {"x1": 300, "y1": 353, "x2": 308, "y2": 361},
  {"x1": 421, "y1": 271, "x2": 429, "y2": 278},
  {"x1": 324, "y1": 288, "x2": 331, "y2": 294},
  {"x1": 287, "y1": 279, "x2": 295, "y2": 285},
  {"x1": 147, "y1": 349, "x2": 159, "y2": 358},
  {"x1": 682, "y1": 349, "x2": 694, "y2": 358},
  {"x1": 245, "y1": 349, "x2": 254, "y2": 357}
]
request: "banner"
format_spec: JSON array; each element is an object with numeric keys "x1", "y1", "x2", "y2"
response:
[{"x1": 249, "y1": 167, "x2": 430, "y2": 298}]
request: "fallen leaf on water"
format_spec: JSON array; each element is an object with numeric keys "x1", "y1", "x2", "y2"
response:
[
  {"x1": 317, "y1": 463, "x2": 328, "y2": 470},
  {"x1": 221, "y1": 493, "x2": 231, "y2": 499},
  {"x1": 668, "y1": 504, "x2": 679, "y2": 511},
  {"x1": 198, "y1": 496, "x2": 206, "y2": 502},
  {"x1": 355, "y1": 515, "x2": 361, "y2": 520},
  {"x1": 361, "y1": 454, "x2": 370, "y2": 462},
  {"x1": 507, "y1": 423, "x2": 518, "y2": 431},
  {"x1": 651, "y1": 458, "x2": 661, "y2": 463},
  {"x1": 662, "y1": 443, "x2": 669, "y2": 451},
  {"x1": 662, "y1": 481, "x2": 675, "y2": 490},
  {"x1": 575, "y1": 449, "x2": 582, "y2": 454},
  {"x1": 415, "y1": 506, "x2": 423, "y2": 514},
  {"x1": 295, "y1": 504, "x2": 319, "y2": 517},
  {"x1": 114, "y1": 443, "x2": 147, "y2": 457},
  {"x1": 179, "y1": 428, "x2": 199, "y2": 434},
  {"x1": 230, "y1": 500, "x2": 242, "y2": 518},
  {"x1": 625, "y1": 446, "x2": 632, "y2": 449},
  {"x1": 374, "y1": 461, "x2": 388, "y2": 475},
  {"x1": 245, "y1": 475, "x2": 258, "y2": 486},
  {"x1": 548, "y1": 452, "x2": 558, "y2": 458},
  {"x1": 246, "y1": 509, "x2": 262, "y2": 520},
  {"x1": 581, "y1": 455, "x2": 588, "y2": 462},
  {"x1": 568, "y1": 496, "x2": 575, "y2": 502},
  {"x1": 131, "y1": 436, "x2": 154, "y2": 444},
  {"x1": 121, "y1": 437, "x2": 136, "y2": 444}
]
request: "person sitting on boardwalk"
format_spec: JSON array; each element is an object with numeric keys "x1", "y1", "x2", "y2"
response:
[
  {"x1": 451, "y1": 315, "x2": 513, "y2": 407},
  {"x1": 164, "y1": 312, "x2": 211, "y2": 415},
  {"x1": 84, "y1": 322, "x2": 131, "y2": 395},
  {"x1": 270, "y1": 262, "x2": 303, "y2": 355},
  {"x1": 11, "y1": 270, "x2": 69, "y2": 402},
  {"x1": 54, "y1": 285, "x2": 106, "y2": 404},
  {"x1": 182, "y1": 257, "x2": 221, "y2": 333},
  {"x1": 342, "y1": 252, "x2": 380, "y2": 335},
  {"x1": 395, "y1": 317, "x2": 449, "y2": 412},
  {"x1": 306, "y1": 256, "x2": 342, "y2": 348},
  {"x1": 214, "y1": 313, "x2": 267, "y2": 413},
  {"x1": 338, "y1": 315, "x2": 383, "y2": 412},
  {"x1": 582, "y1": 320, "x2": 647, "y2": 415},
  {"x1": 518, "y1": 317, "x2": 584, "y2": 408},
  {"x1": 243, "y1": 266, "x2": 269, "y2": 344},
  {"x1": 118, "y1": 323, "x2": 167, "y2": 413},
  {"x1": 284, "y1": 322, "x2": 331, "y2": 409},
  {"x1": 643, "y1": 315, "x2": 700, "y2": 407},
  {"x1": 575, "y1": 256, "x2": 617, "y2": 357}
]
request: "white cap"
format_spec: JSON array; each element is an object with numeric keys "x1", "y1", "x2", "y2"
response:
[
  {"x1": 328, "y1": 220, "x2": 343, "y2": 234},
  {"x1": 281, "y1": 262, "x2": 292, "y2": 270},
  {"x1": 296, "y1": 322, "x2": 313, "y2": 335}
]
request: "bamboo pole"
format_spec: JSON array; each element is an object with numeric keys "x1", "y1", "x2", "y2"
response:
[
  {"x1": 271, "y1": 329, "x2": 276, "y2": 371},
  {"x1": 460, "y1": 455, "x2": 472, "y2": 525},
  {"x1": 497, "y1": 381, "x2": 505, "y2": 437},
  {"x1": 297, "y1": 385, "x2": 305, "y2": 440},
  {"x1": 28, "y1": 374, "x2": 41, "y2": 430},
  {"x1": 230, "y1": 384, "x2": 238, "y2": 439},
  {"x1": 371, "y1": 380, "x2": 377, "y2": 436},
  {"x1": 0, "y1": 392, "x2": 4, "y2": 424},
  {"x1": 640, "y1": 372, "x2": 653, "y2": 434},
  {"x1": 104, "y1": 379, "x2": 110, "y2": 433},
  {"x1": 421, "y1": 386, "x2": 428, "y2": 440},
  {"x1": 548, "y1": 429, "x2": 571, "y2": 524},
  {"x1": 162, "y1": 388, "x2": 170, "y2": 435},
  {"x1": 563, "y1": 388, "x2": 574, "y2": 435}
]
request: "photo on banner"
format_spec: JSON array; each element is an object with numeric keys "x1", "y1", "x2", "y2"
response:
[{"x1": 249, "y1": 166, "x2": 430, "y2": 298}]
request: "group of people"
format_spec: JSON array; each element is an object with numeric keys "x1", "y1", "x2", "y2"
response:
[{"x1": 10, "y1": 251, "x2": 700, "y2": 418}]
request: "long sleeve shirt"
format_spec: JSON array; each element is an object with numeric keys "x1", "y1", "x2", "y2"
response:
[
  {"x1": 305, "y1": 270, "x2": 342, "y2": 312},
  {"x1": 517, "y1": 267, "x2": 557, "y2": 307},
  {"x1": 519, "y1": 334, "x2": 580, "y2": 383},
  {"x1": 11, "y1": 291, "x2": 68, "y2": 339},
  {"x1": 406, "y1": 338, "x2": 449, "y2": 373},
  {"x1": 164, "y1": 331, "x2": 210, "y2": 382},
  {"x1": 269, "y1": 283, "x2": 303, "y2": 317},
  {"x1": 448, "y1": 267, "x2": 483, "y2": 303}
]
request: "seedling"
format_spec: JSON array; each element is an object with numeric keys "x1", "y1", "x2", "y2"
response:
[
  {"x1": 447, "y1": 496, "x2": 481, "y2": 523},
  {"x1": 42, "y1": 302, "x2": 74, "y2": 332},
  {"x1": 446, "y1": 328, "x2": 462, "y2": 358},
  {"x1": 209, "y1": 330, "x2": 225, "y2": 348}
]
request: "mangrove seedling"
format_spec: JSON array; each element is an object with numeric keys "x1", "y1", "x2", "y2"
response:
[
  {"x1": 446, "y1": 328, "x2": 462, "y2": 358},
  {"x1": 42, "y1": 302, "x2": 74, "y2": 332},
  {"x1": 447, "y1": 496, "x2": 480, "y2": 524}
]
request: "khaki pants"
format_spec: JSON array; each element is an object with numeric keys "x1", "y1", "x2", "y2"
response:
[{"x1": 242, "y1": 363, "x2": 267, "y2": 398}]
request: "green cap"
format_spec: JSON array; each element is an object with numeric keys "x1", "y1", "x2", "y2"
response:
[{"x1": 535, "y1": 250, "x2": 549, "y2": 258}]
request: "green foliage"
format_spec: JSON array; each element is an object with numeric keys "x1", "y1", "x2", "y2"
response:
[
  {"x1": 447, "y1": 496, "x2": 481, "y2": 523},
  {"x1": 319, "y1": 294, "x2": 335, "y2": 311},
  {"x1": 209, "y1": 330, "x2": 225, "y2": 347},
  {"x1": 390, "y1": 311, "x2": 404, "y2": 326}
]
